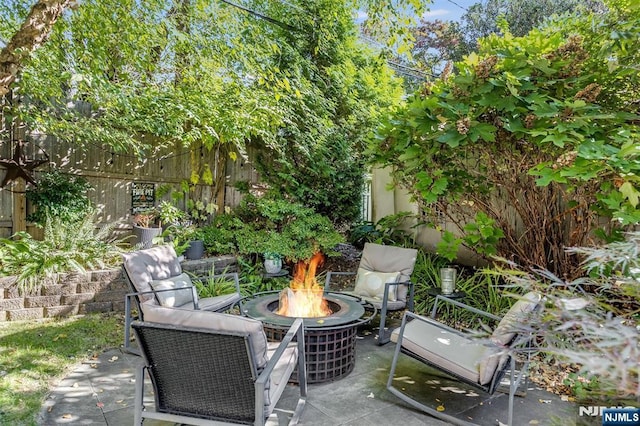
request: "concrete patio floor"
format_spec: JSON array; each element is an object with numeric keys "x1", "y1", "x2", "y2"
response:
[{"x1": 38, "y1": 321, "x2": 580, "y2": 425}]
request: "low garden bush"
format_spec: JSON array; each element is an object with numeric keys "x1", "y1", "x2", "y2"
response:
[{"x1": 0, "y1": 215, "x2": 125, "y2": 294}]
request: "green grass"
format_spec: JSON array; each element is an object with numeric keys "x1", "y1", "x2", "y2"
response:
[{"x1": 0, "y1": 313, "x2": 123, "y2": 425}]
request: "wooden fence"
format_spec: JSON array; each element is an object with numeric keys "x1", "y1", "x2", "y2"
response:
[{"x1": 0, "y1": 101, "x2": 260, "y2": 239}]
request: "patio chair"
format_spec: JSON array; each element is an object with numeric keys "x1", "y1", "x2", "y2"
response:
[
  {"x1": 387, "y1": 291, "x2": 542, "y2": 426},
  {"x1": 324, "y1": 242, "x2": 418, "y2": 345},
  {"x1": 132, "y1": 304, "x2": 307, "y2": 425},
  {"x1": 122, "y1": 244, "x2": 242, "y2": 354}
]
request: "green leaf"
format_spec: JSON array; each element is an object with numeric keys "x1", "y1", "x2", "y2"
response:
[{"x1": 619, "y1": 182, "x2": 639, "y2": 207}]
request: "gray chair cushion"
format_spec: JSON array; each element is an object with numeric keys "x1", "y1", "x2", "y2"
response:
[
  {"x1": 391, "y1": 317, "x2": 496, "y2": 385},
  {"x1": 122, "y1": 245, "x2": 182, "y2": 302},
  {"x1": 150, "y1": 273, "x2": 194, "y2": 307},
  {"x1": 197, "y1": 293, "x2": 243, "y2": 312},
  {"x1": 359, "y1": 243, "x2": 417, "y2": 304},
  {"x1": 491, "y1": 291, "x2": 541, "y2": 345},
  {"x1": 141, "y1": 304, "x2": 269, "y2": 369}
]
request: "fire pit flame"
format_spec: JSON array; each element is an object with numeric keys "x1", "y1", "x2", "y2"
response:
[{"x1": 276, "y1": 252, "x2": 332, "y2": 317}]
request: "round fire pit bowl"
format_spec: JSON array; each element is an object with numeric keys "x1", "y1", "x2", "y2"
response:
[{"x1": 242, "y1": 291, "x2": 376, "y2": 383}]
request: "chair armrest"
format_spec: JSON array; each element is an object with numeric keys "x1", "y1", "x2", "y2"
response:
[
  {"x1": 256, "y1": 318, "x2": 305, "y2": 385},
  {"x1": 125, "y1": 286, "x2": 198, "y2": 309},
  {"x1": 324, "y1": 271, "x2": 356, "y2": 292},
  {"x1": 401, "y1": 310, "x2": 471, "y2": 338},
  {"x1": 430, "y1": 294, "x2": 502, "y2": 322}
]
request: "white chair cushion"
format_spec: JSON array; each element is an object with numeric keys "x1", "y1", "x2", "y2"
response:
[
  {"x1": 391, "y1": 317, "x2": 496, "y2": 385},
  {"x1": 491, "y1": 291, "x2": 541, "y2": 345},
  {"x1": 353, "y1": 268, "x2": 400, "y2": 301},
  {"x1": 359, "y1": 243, "x2": 417, "y2": 303},
  {"x1": 149, "y1": 273, "x2": 194, "y2": 308}
]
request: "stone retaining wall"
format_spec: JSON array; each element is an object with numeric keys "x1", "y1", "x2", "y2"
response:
[{"x1": 0, "y1": 255, "x2": 237, "y2": 322}]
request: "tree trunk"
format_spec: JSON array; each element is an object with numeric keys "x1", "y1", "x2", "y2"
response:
[{"x1": 0, "y1": 0, "x2": 73, "y2": 97}]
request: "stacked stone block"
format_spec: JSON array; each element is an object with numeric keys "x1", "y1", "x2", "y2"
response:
[{"x1": 0, "y1": 255, "x2": 236, "y2": 322}]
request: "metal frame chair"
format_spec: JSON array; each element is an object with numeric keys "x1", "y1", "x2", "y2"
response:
[
  {"x1": 324, "y1": 243, "x2": 418, "y2": 345},
  {"x1": 122, "y1": 245, "x2": 242, "y2": 354},
  {"x1": 132, "y1": 310, "x2": 307, "y2": 425},
  {"x1": 387, "y1": 292, "x2": 542, "y2": 426}
]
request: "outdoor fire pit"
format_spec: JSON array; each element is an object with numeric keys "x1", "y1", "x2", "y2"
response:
[{"x1": 243, "y1": 291, "x2": 375, "y2": 383}]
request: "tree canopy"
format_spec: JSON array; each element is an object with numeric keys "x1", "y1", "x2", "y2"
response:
[
  {"x1": 0, "y1": 0, "x2": 426, "y2": 225},
  {"x1": 371, "y1": 0, "x2": 640, "y2": 278}
]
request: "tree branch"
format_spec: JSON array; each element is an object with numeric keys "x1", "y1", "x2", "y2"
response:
[{"x1": 0, "y1": 0, "x2": 73, "y2": 97}]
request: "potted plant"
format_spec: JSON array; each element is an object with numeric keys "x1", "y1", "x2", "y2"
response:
[
  {"x1": 184, "y1": 227, "x2": 205, "y2": 260},
  {"x1": 157, "y1": 201, "x2": 187, "y2": 229},
  {"x1": 162, "y1": 223, "x2": 204, "y2": 260},
  {"x1": 132, "y1": 209, "x2": 162, "y2": 249},
  {"x1": 263, "y1": 252, "x2": 283, "y2": 274}
]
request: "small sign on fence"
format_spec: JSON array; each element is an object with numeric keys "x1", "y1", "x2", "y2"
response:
[{"x1": 131, "y1": 182, "x2": 155, "y2": 213}]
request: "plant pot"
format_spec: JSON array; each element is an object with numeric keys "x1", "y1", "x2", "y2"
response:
[
  {"x1": 185, "y1": 240, "x2": 204, "y2": 260},
  {"x1": 132, "y1": 225, "x2": 162, "y2": 249},
  {"x1": 264, "y1": 258, "x2": 283, "y2": 274}
]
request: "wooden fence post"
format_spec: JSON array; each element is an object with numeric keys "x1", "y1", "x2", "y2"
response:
[{"x1": 12, "y1": 179, "x2": 26, "y2": 233}]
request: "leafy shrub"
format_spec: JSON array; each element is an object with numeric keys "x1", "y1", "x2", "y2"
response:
[
  {"x1": 0, "y1": 214, "x2": 125, "y2": 293},
  {"x1": 372, "y1": 7, "x2": 640, "y2": 278},
  {"x1": 190, "y1": 267, "x2": 240, "y2": 298},
  {"x1": 233, "y1": 195, "x2": 343, "y2": 262},
  {"x1": 26, "y1": 170, "x2": 94, "y2": 226},
  {"x1": 199, "y1": 214, "x2": 244, "y2": 255},
  {"x1": 236, "y1": 257, "x2": 290, "y2": 296},
  {"x1": 499, "y1": 233, "x2": 640, "y2": 401},
  {"x1": 255, "y1": 136, "x2": 366, "y2": 228},
  {"x1": 348, "y1": 212, "x2": 416, "y2": 248}
]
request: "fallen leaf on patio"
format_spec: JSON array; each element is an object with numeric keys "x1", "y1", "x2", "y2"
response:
[
  {"x1": 497, "y1": 421, "x2": 507, "y2": 426},
  {"x1": 97, "y1": 402, "x2": 104, "y2": 408},
  {"x1": 116, "y1": 399, "x2": 124, "y2": 404},
  {"x1": 529, "y1": 420, "x2": 539, "y2": 424},
  {"x1": 108, "y1": 356, "x2": 119, "y2": 362},
  {"x1": 393, "y1": 376, "x2": 415, "y2": 384},
  {"x1": 367, "y1": 393, "x2": 374, "y2": 398},
  {"x1": 441, "y1": 386, "x2": 467, "y2": 394},
  {"x1": 62, "y1": 414, "x2": 72, "y2": 419},
  {"x1": 539, "y1": 399, "x2": 551, "y2": 404},
  {"x1": 90, "y1": 364, "x2": 97, "y2": 369},
  {"x1": 436, "y1": 405, "x2": 445, "y2": 412},
  {"x1": 356, "y1": 336, "x2": 364, "y2": 340},
  {"x1": 47, "y1": 406, "x2": 52, "y2": 412}
]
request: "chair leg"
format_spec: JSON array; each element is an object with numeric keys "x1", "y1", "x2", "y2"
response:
[
  {"x1": 123, "y1": 296, "x2": 140, "y2": 355},
  {"x1": 386, "y1": 326, "x2": 474, "y2": 426},
  {"x1": 134, "y1": 366, "x2": 144, "y2": 426},
  {"x1": 377, "y1": 303, "x2": 390, "y2": 345}
]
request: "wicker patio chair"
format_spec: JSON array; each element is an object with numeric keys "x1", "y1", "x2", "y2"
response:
[
  {"x1": 324, "y1": 242, "x2": 418, "y2": 345},
  {"x1": 133, "y1": 304, "x2": 307, "y2": 425},
  {"x1": 122, "y1": 244, "x2": 242, "y2": 353},
  {"x1": 387, "y1": 291, "x2": 542, "y2": 426}
]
